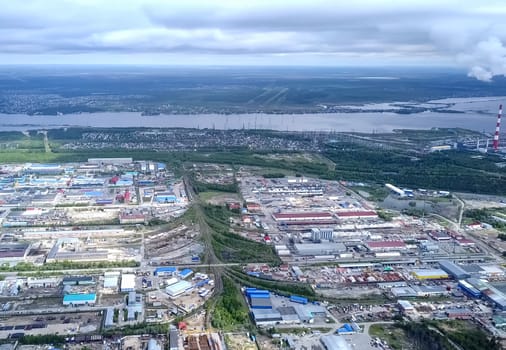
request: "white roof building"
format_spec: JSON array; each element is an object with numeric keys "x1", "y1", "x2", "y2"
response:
[
  {"x1": 320, "y1": 335, "x2": 352, "y2": 350},
  {"x1": 166, "y1": 280, "x2": 192, "y2": 298},
  {"x1": 121, "y1": 274, "x2": 136, "y2": 292}
]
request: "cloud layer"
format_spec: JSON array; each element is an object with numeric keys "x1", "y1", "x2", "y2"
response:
[{"x1": 1, "y1": 0, "x2": 506, "y2": 80}]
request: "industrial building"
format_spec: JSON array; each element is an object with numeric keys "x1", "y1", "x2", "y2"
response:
[
  {"x1": 121, "y1": 274, "x2": 136, "y2": 292},
  {"x1": 63, "y1": 293, "x2": 97, "y2": 306},
  {"x1": 104, "y1": 308, "x2": 114, "y2": 328},
  {"x1": 249, "y1": 293, "x2": 273, "y2": 309},
  {"x1": 484, "y1": 286, "x2": 506, "y2": 311},
  {"x1": 411, "y1": 269, "x2": 449, "y2": 280},
  {"x1": 366, "y1": 240, "x2": 407, "y2": 252},
  {"x1": 385, "y1": 183, "x2": 406, "y2": 197},
  {"x1": 251, "y1": 308, "x2": 283, "y2": 325},
  {"x1": 294, "y1": 242, "x2": 346, "y2": 256},
  {"x1": 24, "y1": 163, "x2": 63, "y2": 175},
  {"x1": 119, "y1": 212, "x2": 146, "y2": 224},
  {"x1": 458, "y1": 280, "x2": 482, "y2": 298},
  {"x1": 272, "y1": 212, "x2": 334, "y2": 222},
  {"x1": 169, "y1": 328, "x2": 179, "y2": 350},
  {"x1": 26, "y1": 277, "x2": 60, "y2": 288},
  {"x1": 46, "y1": 238, "x2": 109, "y2": 263},
  {"x1": 398, "y1": 300, "x2": 415, "y2": 314},
  {"x1": 62, "y1": 276, "x2": 95, "y2": 286},
  {"x1": 103, "y1": 271, "x2": 120, "y2": 289},
  {"x1": 311, "y1": 228, "x2": 334, "y2": 241},
  {"x1": 127, "y1": 291, "x2": 143, "y2": 313},
  {"x1": 154, "y1": 192, "x2": 177, "y2": 203},
  {"x1": 165, "y1": 280, "x2": 192, "y2": 298},
  {"x1": 88, "y1": 158, "x2": 133, "y2": 165},
  {"x1": 154, "y1": 266, "x2": 177, "y2": 276},
  {"x1": 320, "y1": 335, "x2": 352, "y2": 350},
  {"x1": 439, "y1": 260, "x2": 471, "y2": 280},
  {"x1": 179, "y1": 269, "x2": 193, "y2": 279},
  {"x1": 0, "y1": 242, "x2": 30, "y2": 263}
]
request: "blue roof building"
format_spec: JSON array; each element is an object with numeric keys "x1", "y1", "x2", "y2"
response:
[
  {"x1": 155, "y1": 193, "x2": 177, "y2": 203},
  {"x1": 63, "y1": 293, "x2": 97, "y2": 306},
  {"x1": 179, "y1": 269, "x2": 193, "y2": 279},
  {"x1": 154, "y1": 266, "x2": 177, "y2": 276}
]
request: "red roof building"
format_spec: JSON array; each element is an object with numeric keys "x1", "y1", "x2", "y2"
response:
[
  {"x1": 272, "y1": 212, "x2": 333, "y2": 222},
  {"x1": 246, "y1": 202, "x2": 261, "y2": 212},
  {"x1": 366, "y1": 241, "x2": 407, "y2": 251},
  {"x1": 227, "y1": 202, "x2": 242, "y2": 210},
  {"x1": 119, "y1": 212, "x2": 146, "y2": 224},
  {"x1": 456, "y1": 238, "x2": 475, "y2": 246}
]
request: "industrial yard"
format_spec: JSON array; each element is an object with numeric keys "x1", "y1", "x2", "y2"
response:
[{"x1": 1, "y1": 158, "x2": 506, "y2": 350}]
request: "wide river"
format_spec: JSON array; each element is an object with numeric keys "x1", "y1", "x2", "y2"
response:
[{"x1": 0, "y1": 110, "x2": 498, "y2": 133}]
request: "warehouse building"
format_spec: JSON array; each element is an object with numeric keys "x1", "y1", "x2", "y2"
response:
[
  {"x1": 458, "y1": 280, "x2": 482, "y2": 298},
  {"x1": 412, "y1": 285, "x2": 448, "y2": 297},
  {"x1": 411, "y1": 269, "x2": 449, "y2": 280},
  {"x1": 294, "y1": 242, "x2": 346, "y2": 256},
  {"x1": 391, "y1": 286, "x2": 418, "y2": 298},
  {"x1": 154, "y1": 192, "x2": 177, "y2": 203},
  {"x1": 311, "y1": 228, "x2": 334, "y2": 242},
  {"x1": 398, "y1": 300, "x2": 415, "y2": 314},
  {"x1": 27, "y1": 277, "x2": 60, "y2": 288},
  {"x1": 366, "y1": 241, "x2": 407, "y2": 252},
  {"x1": 251, "y1": 308, "x2": 282, "y2": 326},
  {"x1": 63, "y1": 293, "x2": 97, "y2": 306},
  {"x1": 88, "y1": 158, "x2": 133, "y2": 165},
  {"x1": 249, "y1": 294, "x2": 272, "y2": 309},
  {"x1": 103, "y1": 271, "x2": 120, "y2": 290},
  {"x1": 121, "y1": 274, "x2": 136, "y2": 292},
  {"x1": 63, "y1": 276, "x2": 95, "y2": 286},
  {"x1": 119, "y1": 212, "x2": 146, "y2": 224},
  {"x1": 336, "y1": 211, "x2": 378, "y2": 220},
  {"x1": 169, "y1": 328, "x2": 179, "y2": 350},
  {"x1": 154, "y1": 266, "x2": 177, "y2": 276},
  {"x1": 179, "y1": 269, "x2": 193, "y2": 279},
  {"x1": 0, "y1": 242, "x2": 30, "y2": 263},
  {"x1": 320, "y1": 335, "x2": 352, "y2": 350},
  {"x1": 247, "y1": 289, "x2": 273, "y2": 309},
  {"x1": 272, "y1": 212, "x2": 333, "y2": 222},
  {"x1": 438, "y1": 260, "x2": 471, "y2": 280},
  {"x1": 104, "y1": 307, "x2": 114, "y2": 328},
  {"x1": 483, "y1": 286, "x2": 506, "y2": 310},
  {"x1": 166, "y1": 280, "x2": 192, "y2": 298},
  {"x1": 24, "y1": 163, "x2": 63, "y2": 175},
  {"x1": 277, "y1": 307, "x2": 300, "y2": 324}
]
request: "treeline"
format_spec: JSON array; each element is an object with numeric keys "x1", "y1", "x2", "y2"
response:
[
  {"x1": 398, "y1": 320, "x2": 502, "y2": 350},
  {"x1": 102, "y1": 322, "x2": 169, "y2": 336},
  {"x1": 190, "y1": 174, "x2": 239, "y2": 194},
  {"x1": 211, "y1": 276, "x2": 249, "y2": 330},
  {"x1": 227, "y1": 267, "x2": 315, "y2": 299},
  {"x1": 262, "y1": 173, "x2": 286, "y2": 178},
  {"x1": 465, "y1": 208, "x2": 506, "y2": 231},
  {"x1": 324, "y1": 143, "x2": 506, "y2": 195},
  {"x1": 19, "y1": 334, "x2": 66, "y2": 345},
  {"x1": 0, "y1": 260, "x2": 139, "y2": 272}
]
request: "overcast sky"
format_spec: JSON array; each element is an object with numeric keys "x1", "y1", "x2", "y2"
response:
[{"x1": 2, "y1": 0, "x2": 506, "y2": 80}]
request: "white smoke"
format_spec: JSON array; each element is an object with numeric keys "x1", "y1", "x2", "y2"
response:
[{"x1": 460, "y1": 37, "x2": 506, "y2": 82}]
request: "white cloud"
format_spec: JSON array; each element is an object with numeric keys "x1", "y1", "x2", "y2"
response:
[{"x1": 0, "y1": 0, "x2": 505, "y2": 79}]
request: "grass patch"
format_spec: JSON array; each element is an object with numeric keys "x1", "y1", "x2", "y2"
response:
[{"x1": 368, "y1": 323, "x2": 410, "y2": 350}]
